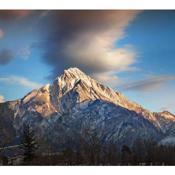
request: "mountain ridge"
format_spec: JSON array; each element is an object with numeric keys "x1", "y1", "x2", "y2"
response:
[{"x1": 0, "y1": 67, "x2": 175, "y2": 148}]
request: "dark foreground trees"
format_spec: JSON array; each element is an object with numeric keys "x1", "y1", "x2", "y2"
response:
[
  {"x1": 18, "y1": 125, "x2": 175, "y2": 165},
  {"x1": 29, "y1": 138, "x2": 175, "y2": 165},
  {"x1": 22, "y1": 123, "x2": 38, "y2": 165},
  {"x1": 3, "y1": 120, "x2": 175, "y2": 165}
]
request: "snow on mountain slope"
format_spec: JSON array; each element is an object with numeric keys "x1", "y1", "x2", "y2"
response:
[
  {"x1": 0, "y1": 67, "x2": 175, "y2": 148},
  {"x1": 17, "y1": 68, "x2": 156, "y2": 120},
  {"x1": 154, "y1": 111, "x2": 175, "y2": 135},
  {"x1": 18, "y1": 84, "x2": 57, "y2": 118}
]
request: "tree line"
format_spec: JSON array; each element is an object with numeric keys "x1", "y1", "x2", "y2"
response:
[{"x1": 2, "y1": 124, "x2": 175, "y2": 165}]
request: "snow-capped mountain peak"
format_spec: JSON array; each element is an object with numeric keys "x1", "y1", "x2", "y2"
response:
[
  {"x1": 16, "y1": 67, "x2": 153, "y2": 118},
  {"x1": 1, "y1": 67, "x2": 175, "y2": 149}
]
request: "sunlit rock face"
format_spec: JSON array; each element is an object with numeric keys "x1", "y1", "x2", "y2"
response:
[{"x1": 0, "y1": 67, "x2": 175, "y2": 148}]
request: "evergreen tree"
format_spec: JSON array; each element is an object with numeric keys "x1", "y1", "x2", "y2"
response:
[{"x1": 22, "y1": 123, "x2": 38, "y2": 165}]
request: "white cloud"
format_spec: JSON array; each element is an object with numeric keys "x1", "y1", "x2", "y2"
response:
[
  {"x1": 0, "y1": 95, "x2": 5, "y2": 103},
  {"x1": 43, "y1": 11, "x2": 140, "y2": 81},
  {"x1": 93, "y1": 71, "x2": 121, "y2": 88},
  {"x1": 0, "y1": 75, "x2": 42, "y2": 89}
]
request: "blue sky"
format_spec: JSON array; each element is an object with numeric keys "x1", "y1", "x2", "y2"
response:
[{"x1": 0, "y1": 10, "x2": 175, "y2": 113}]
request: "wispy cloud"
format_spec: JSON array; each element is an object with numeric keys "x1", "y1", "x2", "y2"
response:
[
  {"x1": 0, "y1": 95, "x2": 5, "y2": 103},
  {"x1": 17, "y1": 46, "x2": 31, "y2": 60},
  {"x1": 120, "y1": 75, "x2": 175, "y2": 92},
  {"x1": 0, "y1": 75, "x2": 42, "y2": 89}
]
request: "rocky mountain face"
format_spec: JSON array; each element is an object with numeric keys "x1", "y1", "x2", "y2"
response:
[{"x1": 0, "y1": 67, "x2": 175, "y2": 150}]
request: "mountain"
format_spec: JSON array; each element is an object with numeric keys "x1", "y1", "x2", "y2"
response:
[{"x1": 0, "y1": 67, "x2": 175, "y2": 150}]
